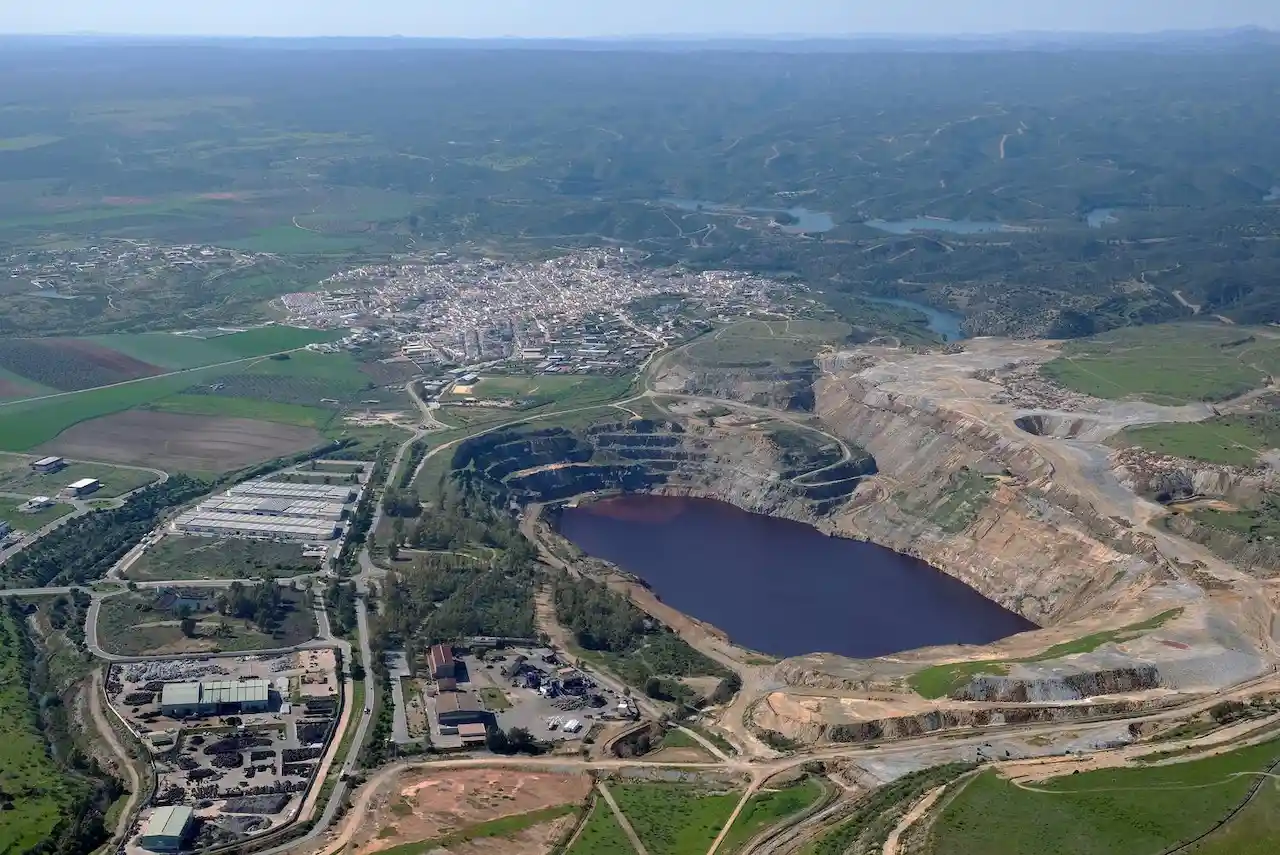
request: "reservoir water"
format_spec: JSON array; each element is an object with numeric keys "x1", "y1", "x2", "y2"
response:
[
  {"x1": 863, "y1": 296, "x2": 966, "y2": 342},
  {"x1": 558, "y1": 495, "x2": 1035, "y2": 659},
  {"x1": 663, "y1": 198, "x2": 836, "y2": 233},
  {"x1": 864, "y1": 217, "x2": 1013, "y2": 235}
]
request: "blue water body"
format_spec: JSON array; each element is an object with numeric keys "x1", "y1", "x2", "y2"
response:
[
  {"x1": 1085, "y1": 208, "x2": 1120, "y2": 228},
  {"x1": 663, "y1": 198, "x2": 836, "y2": 233},
  {"x1": 864, "y1": 296, "x2": 966, "y2": 341},
  {"x1": 864, "y1": 217, "x2": 1012, "y2": 235},
  {"x1": 559, "y1": 496, "x2": 1036, "y2": 660}
]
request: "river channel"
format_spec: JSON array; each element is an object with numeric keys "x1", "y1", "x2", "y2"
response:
[{"x1": 558, "y1": 495, "x2": 1035, "y2": 659}]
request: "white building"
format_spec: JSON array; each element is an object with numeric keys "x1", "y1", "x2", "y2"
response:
[
  {"x1": 173, "y1": 511, "x2": 340, "y2": 542},
  {"x1": 226, "y1": 480, "x2": 355, "y2": 503}
]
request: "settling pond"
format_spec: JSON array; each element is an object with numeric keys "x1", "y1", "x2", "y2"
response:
[{"x1": 558, "y1": 495, "x2": 1035, "y2": 659}]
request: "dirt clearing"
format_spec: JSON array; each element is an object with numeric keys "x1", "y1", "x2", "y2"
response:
[
  {"x1": 39, "y1": 410, "x2": 324, "y2": 472},
  {"x1": 353, "y1": 768, "x2": 591, "y2": 855}
]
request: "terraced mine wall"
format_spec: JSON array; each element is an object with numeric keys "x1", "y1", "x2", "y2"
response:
[
  {"x1": 817, "y1": 697, "x2": 1162, "y2": 744},
  {"x1": 1111, "y1": 448, "x2": 1280, "y2": 576},
  {"x1": 449, "y1": 418, "x2": 876, "y2": 520},
  {"x1": 812, "y1": 372, "x2": 1163, "y2": 627}
]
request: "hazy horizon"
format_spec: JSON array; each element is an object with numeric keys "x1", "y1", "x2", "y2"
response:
[{"x1": 3, "y1": 0, "x2": 1279, "y2": 40}]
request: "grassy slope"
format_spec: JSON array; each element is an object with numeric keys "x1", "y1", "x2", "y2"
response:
[
  {"x1": 909, "y1": 609, "x2": 1182, "y2": 699},
  {"x1": 611, "y1": 782, "x2": 742, "y2": 855},
  {"x1": 0, "y1": 609, "x2": 76, "y2": 853},
  {"x1": 1116, "y1": 414, "x2": 1280, "y2": 467},
  {"x1": 566, "y1": 797, "x2": 635, "y2": 855},
  {"x1": 96, "y1": 590, "x2": 316, "y2": 656},
  {"x1": 928, "y1": 739, "x2": 1280, "y2": 855},
  {"x1": 1042, "y1": 324, "x2": 1280, "y2": 405},
  {"x1": 718, "y1": 779, "x2": 826, "y2": 854},
  {"x1": 1188, "y1": 776, "x2": 1280, "y2": 854}
]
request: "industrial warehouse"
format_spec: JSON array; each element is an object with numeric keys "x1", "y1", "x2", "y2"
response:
[
  {"x1": 171, "y1": 477, "x2": 358, "y2": 542},
  {"x1": 160, "y1": 679, "x2": 273, "y2": 717}
]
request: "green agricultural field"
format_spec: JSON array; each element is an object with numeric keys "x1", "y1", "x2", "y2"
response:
[
  {"x1": 0, "y1": 357, "x2": 297, "y2": 450},
  {"x1": 718, "y1": 778, "x2": 827, "y2": 854},
  {"x1": 143, "y1": 394, "x2": 341, "y2": 430},
  {"x1": 85, "y1": 326, "x2": 343, "y2": 369},
  {"x1": 910, "y1": 608, "x2": 1182, "y2": 699},
  {"x1": 0, "y1": 500, "x2": 75, "y2": 531},
  {"x1": 611, "y1": 782, "x2": 742, "y2": 855},
  {"x1": 226, "y1": 226, "x2": 376, "y2": 254},
  {"x1": 566, "y1": 797, "x2": 635, "y2": 855},
  {"x1": 96, "y1": 588, "x2": 316, "y2": 656},
  {"x1": 1042, "y1": 324, "x2": 1280, "y2": 404},
  {"x1": 686, "y1": 319, "x2": 851, "y2": 368},
  {"x1": 124, "y1": 536, "x2": 321, "y2": 582},
  {"x1": 1186, "y1": 776, "x2": 1280, "y2": 854},
  {"x1": 1115, "y1": 414, "x2": 1280, "y2": 467},
  {"x1": 927, "y1": 738, "x2": 1280, "y2": 855},
  {"x1": 0, "y1": 460, "x2": 159, "y2": 497},
  {"x1": 0, "y1": 609, "x2": 81, "y2": 853}
]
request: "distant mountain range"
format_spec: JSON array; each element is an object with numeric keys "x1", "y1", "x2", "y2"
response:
[{"x1": 2, "y1": 27, "x2": 1278, "y2": 53}]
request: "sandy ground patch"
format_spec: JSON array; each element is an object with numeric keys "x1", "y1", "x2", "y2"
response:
[
  {"x1": 354, "y1": 769, "x2": 591, "y2": 855},
  {"x1": 642, "y1": 746, "x2": 716, "y2": 763},
  {"x1": 40, "y1": 410, "x2": 324, "y2": 472},
  {"x1": 421, "y1": 815, "x2": 575, "y2": 855}
]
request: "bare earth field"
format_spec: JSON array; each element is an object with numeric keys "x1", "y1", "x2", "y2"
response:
[
  {"x1": 38, "y1": 410, "x2": 324, "y2": 472},
  {"x1": 352, "y1": 769, "x2": 591, "y2": 855}
]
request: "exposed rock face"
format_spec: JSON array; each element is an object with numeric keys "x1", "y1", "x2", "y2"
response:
[
  {"x1": 813, "y1": 366, "x2": 1160, "y2": 626},
  {"x1": 956, "y1": 666, "x2": 1161, "y2": 703},
  {"x1": 456, "y1": 418, "x2": 874, "y2": 522}
]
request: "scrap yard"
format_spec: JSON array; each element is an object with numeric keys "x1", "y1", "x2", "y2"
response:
[{"x1": 107, "y1": 651, "x2": 342, "y2": 855}]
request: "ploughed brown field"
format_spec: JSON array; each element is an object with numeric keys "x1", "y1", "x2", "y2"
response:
[{"x1": 38, "y1": 410, "x2": 324, "y2": 472}]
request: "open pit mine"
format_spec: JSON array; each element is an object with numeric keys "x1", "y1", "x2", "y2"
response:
[{"x1": 489, "y1": 336, "x2": 1280, "y2": 750}]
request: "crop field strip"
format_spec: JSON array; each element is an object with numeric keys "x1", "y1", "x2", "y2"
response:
[{"x1": 0, "y1": 329, "x2": 350, "y2": 452}]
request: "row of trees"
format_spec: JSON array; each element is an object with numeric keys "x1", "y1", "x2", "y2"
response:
[{"x1": 215, "y1": 580, "x2": 288, "y2": 633}]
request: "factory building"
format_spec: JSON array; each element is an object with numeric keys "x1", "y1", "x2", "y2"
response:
[
  {"x1": 66, "y1": 477, "x2": 101, "y2": 497},
  {"x1": 227, "y1": 480, "x2": 356, "y2": 503},
  {"x1": 429, "y1": 643, "x2": 456, "y2": 680},
  {"x1": 139, "y1": 805, "x2": 194, "y2": 852},
  {"x1": 160, "y1": 679, "x2": 272, "y2": 717},
  {"x1": 30, "y1": 456, "x2": 65, "y2": 474},
  {"x1": 173, "y1": 510, "x2": 340, "y2": 542},
  {"x1": 434, "y1": 691, "x2": 491, "y2": 727},
  {"x1": 198, "y1": 496, "x2": 346, "y2": 522}
]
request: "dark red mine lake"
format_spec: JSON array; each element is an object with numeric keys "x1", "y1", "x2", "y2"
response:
[{"x1": 557, "y1": 495, "x2": 1036, "y2": 659}]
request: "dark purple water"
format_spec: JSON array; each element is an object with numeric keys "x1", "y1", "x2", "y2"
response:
[{"x1": 558, "y1": 495, "x2": 1036, "y2": 659}]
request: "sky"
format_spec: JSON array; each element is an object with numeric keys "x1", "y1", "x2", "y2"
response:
[{"x1": 2, "y1": 0, "x2": 1278, "y2": 39}]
